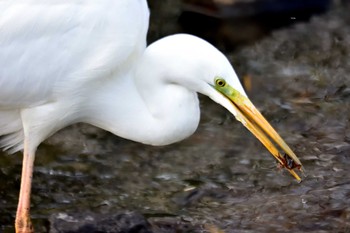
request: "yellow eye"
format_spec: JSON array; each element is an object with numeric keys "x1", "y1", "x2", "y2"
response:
[{"x1": 215, "y1": 78, "x2": 226, "y2": 87}]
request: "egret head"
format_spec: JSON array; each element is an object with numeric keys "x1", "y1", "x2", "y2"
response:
[{"x1": 141, "y1": 34, "x2": 303, "y2": 180}]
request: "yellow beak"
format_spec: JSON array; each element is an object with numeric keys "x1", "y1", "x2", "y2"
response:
[{"x1": 214, "y1": 78, "x2": 304, "y2": 181}]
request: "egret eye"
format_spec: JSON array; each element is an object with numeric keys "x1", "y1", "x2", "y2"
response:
[{"x1": 215, "y1": 78, "x2": 226, "y2": 87}]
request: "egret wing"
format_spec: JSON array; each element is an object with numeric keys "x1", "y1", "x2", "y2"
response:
[{"x1": 0, "y1": 0, "x2": 149, "y2": 109}]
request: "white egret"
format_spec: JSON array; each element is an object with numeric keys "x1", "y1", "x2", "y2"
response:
[{"x1": 0, "y1": 1, "x2": 303, "y2": 232}]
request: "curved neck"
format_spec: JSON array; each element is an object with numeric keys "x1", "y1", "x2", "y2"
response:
[{"x1": 82, "y1": 65, "x2": 200, "y2": 146}]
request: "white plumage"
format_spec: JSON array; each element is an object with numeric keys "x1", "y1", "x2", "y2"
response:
[
  {"x1": 0, "y1": 0, "x2": 247, "y2": 154},
  {"x1": 0, "y1": 1, "x2": 302, "y2": 232},
  {"x1": 0, "y1": 0, "x2": 149, "y2": 151}
]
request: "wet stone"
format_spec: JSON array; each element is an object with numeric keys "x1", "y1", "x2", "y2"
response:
[{"x1": 49, "y1": 212, "x2": 201, "y2": 233}]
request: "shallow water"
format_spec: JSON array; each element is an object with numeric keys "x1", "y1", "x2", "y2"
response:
[{"x1": 1, "y1": 1, "x2": 350, "y2": 232}]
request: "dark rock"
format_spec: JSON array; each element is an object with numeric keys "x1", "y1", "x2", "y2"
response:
[{"x1": 49, "y1": 212, "x2": 153, "y2": 233}]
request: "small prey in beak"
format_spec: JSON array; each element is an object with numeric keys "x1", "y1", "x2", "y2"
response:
[{"x1": 213, "y1": 77, "x2": 304, "y2": 182}]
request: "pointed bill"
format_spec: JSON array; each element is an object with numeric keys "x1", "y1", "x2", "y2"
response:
[{"x1": 214, "y1": 78, "x2": 304, "y2": 182}]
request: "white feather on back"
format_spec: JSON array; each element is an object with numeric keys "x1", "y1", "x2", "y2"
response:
[
  {"x1": 0, "y1": 0, "x2": 148, "y2": 108},
  {"x1": 0, "y1": 0, "x2": 149, "y2": 152}
]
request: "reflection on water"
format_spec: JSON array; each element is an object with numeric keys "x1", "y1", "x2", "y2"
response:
[{"x1": 1, "y1": 1, "x2": 350, "y2": 232}]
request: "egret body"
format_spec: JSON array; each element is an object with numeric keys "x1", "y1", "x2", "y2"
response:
[{"x1": 0, "y1": 1, "x2": 302, "y2": 232}]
